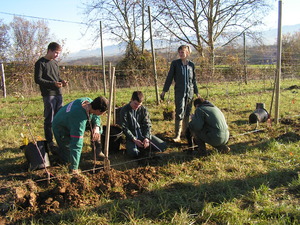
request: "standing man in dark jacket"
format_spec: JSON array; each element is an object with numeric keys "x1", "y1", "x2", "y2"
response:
[
  {"x1": 120, "y1": 91, "x2": 166, "y2": 158},
  {"x1": 34, "y1": 42, "x2": 68, "y2": 150},
  {"x1": 160, "y1": 45, "x2": 199, "y2": 142},
  {"x1": 186, "y1": 97, "x2": 230, "y2": 156}
]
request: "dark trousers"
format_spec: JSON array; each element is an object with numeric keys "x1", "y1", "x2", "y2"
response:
[
  {"x1": 185, "y1": 127, "x2": 206, "y2": 151},
  {"x1": 126, "y1": 135, "x2": 166, "y2": 158},
  {"x1": 43, "y1": 95, "x2": 63, "y2": 143}
]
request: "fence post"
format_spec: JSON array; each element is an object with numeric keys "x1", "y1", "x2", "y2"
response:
[
  {"x1": 274, "y1": 0, "x2": 282, "y2": 124},
  {"x1": 1, "y1": 63, "x2": 6, "y2": 98},
  {"x1": 148, "y1": 6, "x2": 160, "y2": 105},
  {"x1": 100, "y1": 21, "x2": 107, "y2": 96}
]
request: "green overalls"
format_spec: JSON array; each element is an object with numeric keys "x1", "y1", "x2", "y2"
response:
[{"x1": 52, "y1": 97, "x2": 102, "y2": 170}]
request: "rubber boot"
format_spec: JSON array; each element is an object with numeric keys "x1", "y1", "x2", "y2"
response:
[
  {"x1": 173, "y1": 119, "x2": 183, "y2": 142},
  {"x1": 92, "y1": 140, "x2": 105, "y2": 159},
  {"x1": 181, "y1": 116, "x2": 190, "y2": 138},
  {"x1": 185, "y1": 128, "x2": 195, "y2": 154}
]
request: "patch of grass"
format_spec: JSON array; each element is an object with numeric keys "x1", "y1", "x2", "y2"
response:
[{"x1": 1, "y1": 79, "x2": 300, "y2": 224}]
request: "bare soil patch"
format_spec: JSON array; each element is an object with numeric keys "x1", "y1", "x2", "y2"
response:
[{"x1": 1, "y1": 165, "x2": 161, "y2": 224}]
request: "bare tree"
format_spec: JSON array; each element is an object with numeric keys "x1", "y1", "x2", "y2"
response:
[
  {"x1": 0, "y1": 19, "x2": 10, "y2": 62},
  {"x1": 282, "y1": 31, "x2": 300, "y2": 76},
  {"x1": 152, "y1": 0, "x2": 271, "y2": 69},
  {"x1": 82, "y1": 0, "x2": 151, "y2": 56},
  {"x1": 10, "y1": 16, "x2": 51, "y2": 67}
]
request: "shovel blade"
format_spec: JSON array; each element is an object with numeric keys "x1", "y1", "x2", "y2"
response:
[{"x1": 104, "y1": 158, "x2": 110, "y2": 172}]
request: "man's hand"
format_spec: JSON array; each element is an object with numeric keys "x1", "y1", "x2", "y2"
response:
[
  {"x1": 92, "y1": 127, "x2": 100, "y2": 141},
  {"x1": 133, "y1": 138, "x2": 144, "y2": 148},
  {"x1": 62, "y1": 80, "x2": 68, "y2": 87},
  {"x1": 55, "y1": 81, "x2": 63, "y2": 88},
  {"x1": 143, "y1": 138, "x2": 150, "y2": 149}
]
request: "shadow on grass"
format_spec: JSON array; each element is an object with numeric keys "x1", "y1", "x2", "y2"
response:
[
  {"x1": 93, "y1": 168, "x2": 299, "y2": 222},
  {"x1": 36, "y1": 167, "x2": 299, "y2": 224},
  {"x1": 231, "y1": 119, "x2": 249, "y2": 126},
  {"x1": 229, "y1": 130, "x2": 300, "y2": 155},
  {"x1": 0, "y1": 148, "x2": 27, "y2": 176},
  {"x1": 276, "y1": 132, "x2": 300, "y2": 143},
  {"x1": 4, "y1": 131, "x2": 300, "y2": 224}
]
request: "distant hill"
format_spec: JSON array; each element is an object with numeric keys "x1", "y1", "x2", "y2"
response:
[
  {"x1": 62, "y1": 24, "x2": 300, "y2": 64},
  {"x1": 65, "y1": 42, "x2": 127, "y2": 60},
  {"x1": 262, "y1": 24, "x2": 300, "y2": 45}
]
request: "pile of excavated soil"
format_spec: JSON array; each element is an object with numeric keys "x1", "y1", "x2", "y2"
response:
[{"x1": 1, "y1": 166, "x2": 161, "y2": 223}]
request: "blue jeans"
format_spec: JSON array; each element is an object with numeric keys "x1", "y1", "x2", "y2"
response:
[{"x1": 43, "y1": 95, "x2": 63, "y2": 143}]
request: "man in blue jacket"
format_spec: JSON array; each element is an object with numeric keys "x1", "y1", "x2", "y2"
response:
[{"x1": 187, "y1": 97, "x2": 230, "y2": 156}]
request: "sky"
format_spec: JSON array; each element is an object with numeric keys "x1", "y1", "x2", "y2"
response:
[{"x1": 0, "y1": 0, "x2": 299, "y2": 54}]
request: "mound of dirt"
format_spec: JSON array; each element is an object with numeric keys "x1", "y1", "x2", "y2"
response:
[{"x1": 5, "y1": 166, "x2": 161, "y2": 223}]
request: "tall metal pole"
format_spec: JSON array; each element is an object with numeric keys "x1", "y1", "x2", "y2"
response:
[
  {"x1": 100, "y1": 21, "x2": 107, "y2": 96},
  {"x1": 1, "y1": 63, "x2": 6, "y2": 98},
  {"x1": 148, "y1": 6, "x2": 159, "y2": 105},
  {"x1": 274, "y1": 0, "x2": 282, "y2": 124}
]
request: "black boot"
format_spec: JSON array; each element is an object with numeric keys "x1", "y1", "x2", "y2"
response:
[
  {"x1": 185, "y1": 128, "x2": 195, "y2": 154},
  {"x1": 216, "y1": 145, "x2": 230, "y2": 154},
  {"x1": 196, "y1": 139, "x2": 208, "y2": 156}
]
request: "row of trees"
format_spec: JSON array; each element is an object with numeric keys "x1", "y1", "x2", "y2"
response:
[
  {"x1": 0, "y1": 17, "x2": 59, "y2": 65},
  {"x1": 0, "y1": 16, "x2": 67, "y2": 84},
  {"x1": 83, "y1": 0, "x2": 272, "y2": 70},
  {"x1": 0, "y1": 0, "x2": 299, "y2": 80}
]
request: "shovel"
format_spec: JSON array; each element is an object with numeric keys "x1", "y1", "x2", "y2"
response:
[{"x1": 103, "y1": 67, "x2": 115, "y2": 172}]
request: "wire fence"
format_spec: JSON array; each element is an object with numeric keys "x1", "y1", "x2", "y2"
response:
[{"x1": 1, "y1": 62, "x2": 299, "y2": 97}]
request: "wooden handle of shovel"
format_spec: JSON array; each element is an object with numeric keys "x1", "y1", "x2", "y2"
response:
[{"x1": 103, "y1": 67, "x2": 115, "y2": 172}]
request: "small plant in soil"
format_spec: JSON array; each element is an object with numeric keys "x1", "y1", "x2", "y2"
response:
[{"x1": 163, "y1": 104, "x2": 175, "y2": 121}]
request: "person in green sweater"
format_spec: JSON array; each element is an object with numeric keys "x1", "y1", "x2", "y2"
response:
[
  {"x1": 186, "y1": 97, "x2": 230, "y2": 156},
  {"x1": 52, "y1": 96, "x2": 108, "y2": 174},
  {"x1": 34, "y1": 42, "x2": 68, "y2": 151}
]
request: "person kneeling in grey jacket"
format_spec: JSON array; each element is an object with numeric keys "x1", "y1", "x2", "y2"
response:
[
  {"x1": 120, "y1": 91, "x2": 166, "y2": 158},
  {"x1": 186, "y1": 97, "x2": 230, "y2": 156}
]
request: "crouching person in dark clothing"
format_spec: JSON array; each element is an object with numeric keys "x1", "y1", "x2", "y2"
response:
[
  {"x1": 120, "y1": 91, "x2": 166, "y2": 158},
  {"x1": 186, "y1": 97, "x2": 230, "y2": 156},
  {"x1": 52, "y1": 96, "x2": 108, "y2": 174}
]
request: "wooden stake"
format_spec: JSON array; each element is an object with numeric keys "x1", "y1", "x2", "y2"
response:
[{"x1": 103, "y1": 67, "x2": 115, "y2": 172}]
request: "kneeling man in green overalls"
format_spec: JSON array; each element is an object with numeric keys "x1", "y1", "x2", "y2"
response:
[{"x1": 52, "y1": 96, "x2": 108, "y2": 174}]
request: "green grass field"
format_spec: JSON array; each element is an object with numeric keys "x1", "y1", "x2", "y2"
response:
[{"x1": 0, "y1": 79, "x2": 300, "y2": 224}]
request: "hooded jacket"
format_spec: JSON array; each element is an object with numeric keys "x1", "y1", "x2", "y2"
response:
[{"x1": 189, "y1": 101, "x2": 229, "y2": 147}]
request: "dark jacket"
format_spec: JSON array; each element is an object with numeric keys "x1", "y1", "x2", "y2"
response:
[
  {"x1": 34, "y1": 57, "x2": 62, "y2": 96},
  {"x1": 163, "y1": 59, "x2": 198, "y2": 101},
  {"x1": 120, "y1": 103, "x2": 151, "y2": 141},
  {"x1": 189, "y1": 102, "x2": 229, "y2": 147}
]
